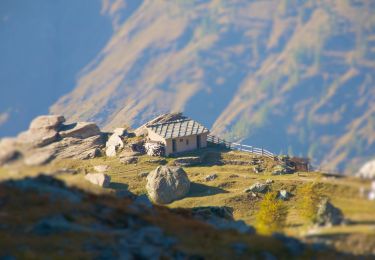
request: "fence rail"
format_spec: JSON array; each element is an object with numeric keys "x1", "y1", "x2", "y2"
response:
[{"x1": 207, "y1": 135, "x2": 275, "y2": 159}]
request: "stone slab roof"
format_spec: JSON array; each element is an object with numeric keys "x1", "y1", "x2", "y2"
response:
[{"x1": 147, "y1": 118, "x2": 209, "y2": 139}]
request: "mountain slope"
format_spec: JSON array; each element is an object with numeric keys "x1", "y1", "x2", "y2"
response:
[{"x1": 51, "y1": 0, "x2": 375, "y2": 172}]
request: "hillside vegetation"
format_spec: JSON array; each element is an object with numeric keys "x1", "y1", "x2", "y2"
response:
[
  {"x1": 50, "y1": 0, "x2": 375, "y2": 173},
  {"x1": 1, "y1": 147, "x2": 375, "y2": 256}
]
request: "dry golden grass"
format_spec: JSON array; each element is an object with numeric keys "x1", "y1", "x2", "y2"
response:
[{"x1": 1, "y1": 148, "x2": 375, "y2": 255}]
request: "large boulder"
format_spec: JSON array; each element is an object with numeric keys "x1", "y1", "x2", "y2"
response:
[
  {"x1": 59, "y1": 122, "x2": 101, "y2": 139},
  {"x1": 29, "y1": 115, "x2": 65, "y2": 130},
  {"x1": 17, "y1": 128, "x2": 59, "y2": 147},
  {"x1": 0, "y1": 115, "x2": 104, "y2": 166},
  {"x1": 0, "y1": 138, "x2": 20, "y2": 165},
  {"x1": 24, "y1": 149, "x2": 55, "y2": 166},
  {"x1": 44, "y1": 135, "x2": 104, "y2": 160},
  {"x1": 357, "y1": 159, "x2": 375, "y2": 179},
  {"x1": 84, "y1": 173, "x2": 111, "y2": 187},
  {"x1": 146, "y1": 166, "x2": 190, "y2": 204},
  {"x1": 315, "y1": 198, "x2": 344, "y2": 226}
]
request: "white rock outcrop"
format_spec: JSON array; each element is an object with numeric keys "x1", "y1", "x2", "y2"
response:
[
  {"x1": 105, "y1": 129, "x2": 127, "y2": 157},
  {"x1": 357, "y1": 159, "x2": 375, "y2": 179},
  {"x1": 146, "y1": 166, "x2": 190, "y2": 204}
]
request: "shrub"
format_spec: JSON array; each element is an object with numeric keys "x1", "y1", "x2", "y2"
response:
[
  {"x1": 255, "y1": 192, "x2": 288, "y2": 235},
  {"x1": 298, "y1": 183, "x2": 320, "y2": 224}
]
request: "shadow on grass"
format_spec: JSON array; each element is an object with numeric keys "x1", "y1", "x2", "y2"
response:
[
  {"x1": 186, "y1": 182, "x2": 228, "y2": 198},
  {"x1": 346, "y1": 220, "x2": 375, "y2": 225},
  {"x1": 109, "y1": 182, "x2": 129, "y2": 190}
]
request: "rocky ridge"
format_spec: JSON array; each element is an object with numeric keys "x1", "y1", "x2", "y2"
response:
[{"x1": 0, "y1": 115, "x2": 104, "y2": 166}]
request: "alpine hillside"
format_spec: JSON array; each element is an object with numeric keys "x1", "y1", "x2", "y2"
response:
[{"x1": 28, "y1": 0, "x2": 375, "y2": 173}]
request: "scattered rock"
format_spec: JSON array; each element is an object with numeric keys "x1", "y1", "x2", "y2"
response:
[
  {"x1": 120, "y1": 156, "x2": 138, "y2": 165},
  {"x1": 173, "y1": 156, "x2": 201, "y2": 167},
  {"x1": 84, "y1": 173, "x2": 111, "y2": 188},
  {"x1": 24, "y1": 150, "x2": 55, "y2": 166},
  {"x1": 244, "y1": 182, "x2": 268, "y2": 193},
  {"x1": 29, "y1": 115, "x2": 65, "y2": 130},
  {"x1": 145, "y1": 142, "x2": 165, "y2": 156},
  {"x1": 59, "y1": 122, "x2": 101, "y2": 139},
  {"x1": 265, "y1": 179, "x2": 274, "y2": 184},
  {"x1": 205, "y1": 173, "x2": 218, "y2": 182},
  {"x1": 94, "y1": 165, "x2": 110, "y2": 173},
  {"x1": 119, "y1": 150, "x2": 141, "y2": 158},
  {"x1": 127, "y1": 140, "x2": 146, "y2": 154},
  {"x1": 222, "y1": 160, "x2": 250, "y2": 166},
  {"x1": 278, "y1": 190, "x2": 290, "y2": 200},
  {"x1": 253, "y1": 165, "x2": 263, "y2": 173},
  {"x1": 228, "y1": 174, "x2": 239, "y2": 178},
  {"x1": 146, "y1": 158, "x2": 167, "y2": 165},
  {"x1": 315, "y1": 198, "x2": 344, "y2": 226},
  {"x1": 272, "y1": 164, "x2": 294, "y2": 175},
  {"x1": 146, "y1": 166, "x2": 190, "y2": 204}
]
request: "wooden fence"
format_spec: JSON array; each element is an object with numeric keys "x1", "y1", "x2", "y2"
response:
[{"x1": 207, "y1": 135, "x2": 275, "y2": 159}]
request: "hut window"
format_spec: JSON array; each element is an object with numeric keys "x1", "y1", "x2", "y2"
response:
[{"x1": 180, "y1": 138, "x2": 183, "y2": 142}]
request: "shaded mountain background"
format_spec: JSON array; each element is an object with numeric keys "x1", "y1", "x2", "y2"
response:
[
  {"x1": 0, "y1": 0, "x2": 113, "y2": 135},
  {"x1": 1, "y1": 0, "x2": 375, "y2": 173}
]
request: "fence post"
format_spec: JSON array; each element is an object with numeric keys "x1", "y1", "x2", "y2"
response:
[{"x1": 262, "y1": 147, "x2": 264, "y2": 156}]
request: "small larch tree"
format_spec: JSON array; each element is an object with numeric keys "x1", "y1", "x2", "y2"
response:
[
  {"x1": 255, "y1": 191, "x2": 288, "y2": 235},
  {"x1": 298, "y1": 182, "x2": 320, "y2": 224}
]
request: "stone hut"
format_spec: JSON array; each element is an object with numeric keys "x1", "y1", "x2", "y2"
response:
[{"x1": 146, "y1": 118, "x2": 209, "y2": 156}]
